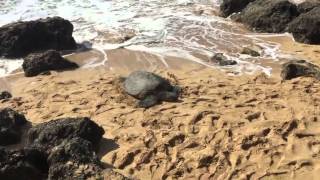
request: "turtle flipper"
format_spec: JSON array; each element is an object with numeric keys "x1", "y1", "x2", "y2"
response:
[
  {"x1": 158, "y1": 86, "x2": 181, "y2": 102},
  {"x1": 158, "y1": 91, "x2": 178, "y2": 102},
  {"x1": 137, "y1": 95, "x2": 159, "y2": 108}
]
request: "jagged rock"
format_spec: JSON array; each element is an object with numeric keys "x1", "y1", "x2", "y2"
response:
[
  {"x1": 0, "y1": 148, "x2": 48, "y2": 180},
  {"x1": 297, "y1": 0, "x2": 320, "y2": 14},
  {"x1": 22, "y1": 50, "x2": 79, "y2": 77},
  {"x1": 288, "y1": 7, "x2": 320, "y2": 44},
  {"x1": 28, "y1": 117, "x2": 105, "y2": 152},
  {"x1": 238, "y1": 0, "x2": 299, "y2": 33},
  {"x1": 211, "y1": 53, "x2": 237, "y2": 66},
  {"x1": 0, "y1": 91, "x2": 12, "y2": 100},
  {"x1": 220, "y1": 0, "x2": 256, "y2": 17},
  {"x1": 241, "y1": 45, "x2": 261, "y2": 57},
  {"x1": 281, "y1": 60, "x2": 320, "y2": 80},
  {"x1": 124, "y1": 71, "x2": 180, "y2": 108},
  {"x1": 47, "y1": 138, "x2": 103, "y2": 180},
  {"x1": 0, "y1": 108, "x2": 27, "y2": 145},
  {"x1": 0, "y1": 17, "x2": 77, "y2": 58}
]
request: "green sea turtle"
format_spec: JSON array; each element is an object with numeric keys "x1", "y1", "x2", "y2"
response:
[{"x1": 124, "y1": 71, "x2": 180, "y2": 108}]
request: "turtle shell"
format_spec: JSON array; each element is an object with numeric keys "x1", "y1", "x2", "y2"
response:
[{"x1": 124, "y1": 71, "x2": 173, "y2": 99}]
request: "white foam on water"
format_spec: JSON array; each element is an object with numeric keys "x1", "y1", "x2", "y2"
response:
[
  {"x1": 0, "y1": 0, "x2": 286, "y2": 77},
  {"x1": 0, "y1": 59, "x2": 23, "y2": 76}
]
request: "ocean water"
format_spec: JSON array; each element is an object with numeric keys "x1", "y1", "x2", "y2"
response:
[{"x1": 0, "y1": 0, "x2": 291, "y2": 76}]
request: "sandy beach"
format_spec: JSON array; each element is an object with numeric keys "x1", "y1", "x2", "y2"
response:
[
  {"x1": 2, "y1": 0, "x2": 320, "y2": 179},
  {"x1": 1, "y1": 39, "x2": 320, "y2": 179}
]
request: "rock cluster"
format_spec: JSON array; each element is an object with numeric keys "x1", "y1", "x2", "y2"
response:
[
  {"x1": 0, "y1": 91, "x2": 12, "y2": 100},
  {"x1": 287, "y1": 7, "x2": 320, "y2": 44},
  {"x1": 0, "y1": 17, "x2": 77, "y2": 58},
  {"x1": 47, "y1": 137, "x2": 103, "y2": 180},
  {"x1": 210, "y1": 53, "x2": 237, "y2": 66},
  {"x1": 0, "y1": 113, "x2": 118, "y2": 180},
  {"x1": 0, "y1": 108, "x2": 27, "y2": 146},
  {"x1": 297, "y1": 0, "x2": 320, "y2": 13},
  {"x1": 22, "y1": 50, "x2": 79, "y2": 77},
  {"x1": 28, "y1": 117, "x2": 105, "y2": 152},
  {"x1": 220, "y1": 0, "x2": 256, "y2": 17},
  {"x1": 0, "y1": 17, "x2": 80, "y2": 77},
  {"x1": 237, "y1": 0, "x2": 299, "y2": 33},
  {"x1": 241, "y1": 45, "x2": 261, "y2": 57},
  {"x1": 220, "y1": 0, "x2": 320, "y2": 44},
  {"x1": 281, "y1": 60, "x2": 320, "y2": 80},
  {"x1": 0, "y1": 148, "x2": 48, "y2": 180}
]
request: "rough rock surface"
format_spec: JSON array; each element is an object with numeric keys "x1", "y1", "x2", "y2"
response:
[
  {"x1": 0, "y1": 108, "x2": 27, "y2": 145},
  {"x1": 220, "y1": 0, "x2": 256, "y2": 17},
  {"x1": 0, "y1": 91, "x2": 12, "y2": 100},
  {"x1": 28, "y1": 117, "x2": 105, "y2": 152},
  {"x1": 124, "y1": 71, "x2": 180, "y2": 108},
  {"x1": 238, "y1": 0, "x2": 299, "y2": 33},
  {"x1": 241, "y1": 45, "x2": 261, "y2": 57},
  {"x1": 47, "y1": 138, "x2": 103, "y2": 180},
  {"x1": 0, "y1": 17, "x2": 77, "y2": 58},
  {"x1": 0, "y1": 148, "x2": 48, "y2": 180},
  {"x1": 211, "y1": 53, "x2": 237, "y2": 66},
  {"x1": 281, "y1": 60, "x2": 320, "y2": 80},
  {"x1": 288, "y1": 7, "x2": 320, "y2": 44},
  {"x1": 22, "y1": 50, "x2": 79, "y2": 77},
  {"x1": 297, "y1": 0, "x2": 320, "y2": 14}
]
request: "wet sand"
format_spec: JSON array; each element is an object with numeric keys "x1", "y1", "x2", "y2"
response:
[
  {"x1": 264, "y1": 35, "x2": 320, "y2": 66},
  {"x1": 0, "y1": 48, "x2": 209, "y2": 89}
]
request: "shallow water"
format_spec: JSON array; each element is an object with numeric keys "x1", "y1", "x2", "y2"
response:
[{"x1": 0, "y1": 0, "x2": 293, "y2": 76}]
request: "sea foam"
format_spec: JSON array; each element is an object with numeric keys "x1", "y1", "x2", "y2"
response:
[{"x1": 0, "y1": 0, "x2": 283, "y2": 76}]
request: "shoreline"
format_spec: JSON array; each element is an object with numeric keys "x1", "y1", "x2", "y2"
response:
[
  {"x1": 1, "y1": 32, "x2": 318, "y2": 92},
  {"x1": 264, "y1": 35, "x2": 320, "y2": 66},
  {"x1": 0, "y1": 49, "x2": 207, "y2": 92}
]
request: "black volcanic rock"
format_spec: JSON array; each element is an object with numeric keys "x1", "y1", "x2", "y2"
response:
[
  {"x1": 0, "y1": 17, "x2": 77, "y2": 58},
  {"x1": 47, "y1": 138, "x2": 103, "y2": 180},
  {"x1": 0, "y1": 148, "x2": 48, "y2": 180},
  {"x1": 27, "y1": 117, "x2": 105, "y2": 152},
  {"x1": 238, "y1": 0, "x2": 299, "y2": 33},
  {"x1": 0, "y1": 115, "x2": 127, "y2": 180},
  {"x1": 281, "y1": 60, "x2": 320, "y2": 80},
  {"x1": 211, "y1": 53, "x2": 237, "y2": 66},
  {"x1": 0, "y1": 108, "x2": 27, "y2": 145},
  {"x1": 22, "y1": 50, "x2": 79, "y2": 77},
  {"x1": 0, "y1": 91, "x2": 12, "y2": 100},
  {"x1": 288, "y1": 7, "x2": 320, "y2": 44},
  {"x1": 297, "y1": 0, "x2": 320, "y2": 14},
  {"x1": 220, "y1": 0, "x2": 256, "y2": 17},
  {"x1": 241, "y1": 45, "x2": 261, "y2": 57}
]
